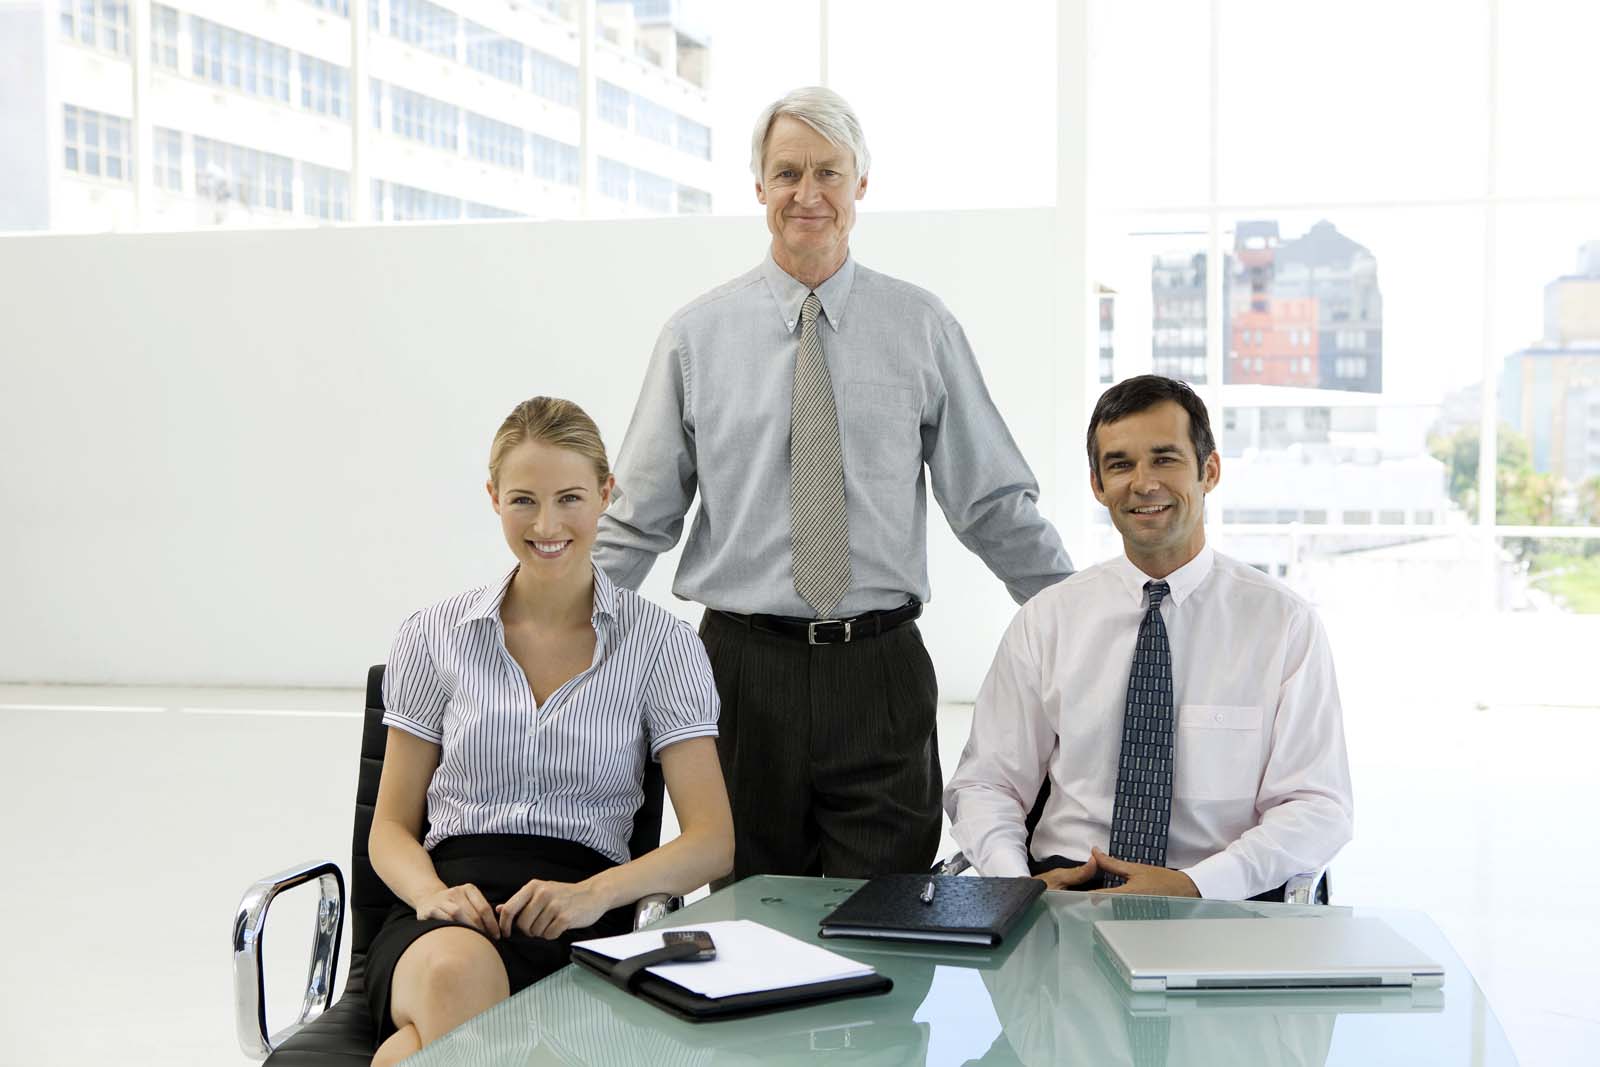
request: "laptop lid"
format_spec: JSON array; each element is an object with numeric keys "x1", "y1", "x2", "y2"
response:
[{"x1": 1093, "y1": 918, "x2": 1445, "y2": 993}]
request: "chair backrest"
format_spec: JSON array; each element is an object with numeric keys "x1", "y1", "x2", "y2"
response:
[{"x1": 349, "y1": 664, "x2": 668, "y2": 958}]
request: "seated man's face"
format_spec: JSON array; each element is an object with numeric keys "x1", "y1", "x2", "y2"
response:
[{"x1": 1092, "y1": 400, "x2": 1220, "y2": 574}]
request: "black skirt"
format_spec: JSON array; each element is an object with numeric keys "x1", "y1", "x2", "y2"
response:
[{"x1": 365, "y1": 833, "x2": 634, "y2": 1045}]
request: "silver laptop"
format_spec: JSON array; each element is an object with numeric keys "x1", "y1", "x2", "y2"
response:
[{"x1": 1093, "y1": 918, "x2": 1445, "y2": 994}]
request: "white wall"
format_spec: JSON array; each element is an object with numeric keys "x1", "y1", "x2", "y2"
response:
[{"x1": 0, "y1": 209, "x2": 1090, "y2": 698}]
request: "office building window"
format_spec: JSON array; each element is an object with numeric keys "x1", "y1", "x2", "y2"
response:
[
  {"x1": 386, "y1": 181, "x2": 462, "y2": 221},
  {"x1": 598, "y1": 157, "x2": 630, "y2": 201},
  {"x1": 152, "y1": 127, "x2": 182, "y2": 191},
  {"x1": 303, "y1": 0, "x2": 349, "y2": 15},
  {"x1": 62, "y1": 104, "x2": 131, "y2": 182},
  {"x1": 389, "y1": 86, "x2": 458, "y2": 152},
  {"x1": 370, "y1": 79, "x2": 384, "y2": 129},
  {"x1": 635, "y1": 99, "x2": 673, "y2": 146},
  {"x1": 530, "y1": 134, "x2": 579, "y2": 186},
  {"x1": 466, "y1": 112, "x2": 523, "y2": 170},
  {"x1": 299, "y1": 56, "x2": 349, "y2": 120},
  {"x1": 465, "y1": 21, "x2": 522, "y2": 85},
  {"x1": 389, "y1": 0, "x2": 458, "y2": 60},
  {"x1": 676, "y1": 116, "x2": 711, "y2": 160},
  {"x1": 526, "y1": 0, "x2": 571, "y2": 21},
  {"x1": 634, "y1": 169, "x2": 672, "y2": 213},
  {"x1": 193, "y1": 136, "x2": 294, "y2": 211},
  {"x1": 190, "y1": 17, "x2": 291, "y2": 104},
  {"x1": 530, "y1": 51, "x2": 579, "y2": 107},
  {"x1": 302, "y1": 163, "x2": 350, "y2": 220},
  {"x1": 150, "y1": 4, "x2": 178, "y2": 68},
  {"x1": 597, "y1": 81, "x2": 630, "y2": 127},
  {"x1": 61, "y1": 0, "x2": 130, "y2": 56},
  {"x1": 677, "y1": 185, "x2": 711, "y2": 214},
  {"x1": 465, "y1": 201, "x2": 522, "y2": 219}
]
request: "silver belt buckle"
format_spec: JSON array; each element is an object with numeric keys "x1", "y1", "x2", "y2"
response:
[{"x1": 806, "y1": 618, "x2": 852, "y2": 645}]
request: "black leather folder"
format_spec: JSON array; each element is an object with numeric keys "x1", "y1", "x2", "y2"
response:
[
  {"x1": 818, "y1": 875, "x2": 1045, "y2": 947},
  {"x1": 569, "y1": 945, "x2": 892, "y2": 1023}
]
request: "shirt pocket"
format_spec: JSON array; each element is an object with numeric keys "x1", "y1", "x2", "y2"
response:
[
  {"x1": 841, "y1": 381, "x2": 922, "y2": 487},
  {"x1": 1174, "y1": 704, "x2": 1262, "y2": 801}
]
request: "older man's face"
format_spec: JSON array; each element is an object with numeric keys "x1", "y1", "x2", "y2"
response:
[{"x1": 756, "y1": 116, "x2": 867, "y2": 276}]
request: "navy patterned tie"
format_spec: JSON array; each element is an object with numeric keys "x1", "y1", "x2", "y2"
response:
[{"x1": 1105, "y1": 580, "x2": 1173, "y2": 887}]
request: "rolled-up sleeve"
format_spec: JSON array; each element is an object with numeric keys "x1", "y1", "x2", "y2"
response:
[
  {"x1": 1181, "y1": 610, "x2": 1355, "y2": 900},
  {"x1": 923, "y1": 316, "x2": 1073, "y2": 604},
  {"x1": 943, "y1": 607, "x2": 1056, "y2": 877},
  {"x1": 594, "y1": 323, "x2": 699, "y2": 591},
  {"x1": 381, "y1": 612, "x2": 448, "y2": 744},
  {"x1": 641, "y1": 621, "x2": 720, "y2": 758}
]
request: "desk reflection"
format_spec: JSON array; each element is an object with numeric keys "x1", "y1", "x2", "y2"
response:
[{"x1": 411, "y1": 882, "x2": 1453, "y2": 1067}]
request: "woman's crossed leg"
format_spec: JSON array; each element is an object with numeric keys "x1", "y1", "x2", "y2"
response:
[{"x1": 372, "y1": 926, "x2": 509, "y2": 1066}]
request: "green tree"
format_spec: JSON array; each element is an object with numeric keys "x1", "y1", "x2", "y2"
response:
[{"x1": 1426, "y1": 422, "x2": 1544, "y2": 523}]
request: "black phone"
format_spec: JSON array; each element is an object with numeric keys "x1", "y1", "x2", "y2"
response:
[{"x1": 661, "y1": 929, "x2": 717, "y2": 960}]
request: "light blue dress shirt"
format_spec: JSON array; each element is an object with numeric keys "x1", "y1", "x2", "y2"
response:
[{"x1": 594, "y1": 253, "x2": 1073, "y2": 618}]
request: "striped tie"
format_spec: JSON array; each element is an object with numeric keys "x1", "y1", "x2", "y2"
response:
[
  {"x1": 789, "y1": 292, "x2": 852, "y2": 617},
  {"x1": 1105, "y1": 580, "x2": 1174, "y2": 886}
]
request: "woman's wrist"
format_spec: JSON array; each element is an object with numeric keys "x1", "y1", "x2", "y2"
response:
[{"x1": 585, "y1": 867, "x2": 629, "y2": 912}]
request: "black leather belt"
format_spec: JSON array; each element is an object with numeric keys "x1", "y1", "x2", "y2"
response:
[{"x1": 711, "y1": 600, "x2": 922, "y2": 645}]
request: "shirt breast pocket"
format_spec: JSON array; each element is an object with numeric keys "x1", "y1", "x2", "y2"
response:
[
  {"x1": 1174, "y1": 704, "x2": 1262, "y2": 801},
  {"x1": 841, "y1": 382, "x2": 922, "y2": 487}
]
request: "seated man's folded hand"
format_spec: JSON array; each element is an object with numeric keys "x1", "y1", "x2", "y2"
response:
[
  {"x1": 1088, "y1": 847, "x2": 1199, "y2": 897},
  {"x1": 1032, "y1": 855, "x2": 1101, "y2": 891}
]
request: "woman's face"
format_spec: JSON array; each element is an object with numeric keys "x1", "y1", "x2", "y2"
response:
[{"x1": 488, "y1": 439, "x2": 613, "y2": 583}]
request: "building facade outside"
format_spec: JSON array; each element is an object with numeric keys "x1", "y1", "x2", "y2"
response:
[
  {"x1": 1, "y1": 0, "x2": 714, "y2": 232},
  {"x1": 1501, "y1": 241, "x2": 1600, "y2": 486}
]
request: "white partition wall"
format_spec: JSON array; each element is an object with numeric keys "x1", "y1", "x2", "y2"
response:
[{"x1": 0, "y1": 209, "x2": 1089, "y2": 697}]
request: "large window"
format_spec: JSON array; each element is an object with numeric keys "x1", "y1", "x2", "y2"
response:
[{"x1": 1087, "y1": 0, "x2": 1600, "y2": 614}]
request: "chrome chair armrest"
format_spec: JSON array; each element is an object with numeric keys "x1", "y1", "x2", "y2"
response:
[
  {"x1": 931, "y1": 851, "x2": 972, "y2": 877},
  {"x1": 1283, "y1": 869, "x2": 1328, "y2": 906},
  {"x1": 632, "y1": 892, "x2": 681, "y2": 930},
  {"x1": 232, "y1": 860, "x2": 346, "y2": 1060}
]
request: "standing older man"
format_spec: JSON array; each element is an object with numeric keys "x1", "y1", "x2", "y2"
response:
[{"x1": 593, "y1": 87, "x2": 1072, "y2": 880}]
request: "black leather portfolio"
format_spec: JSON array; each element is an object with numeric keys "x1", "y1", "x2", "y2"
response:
[
  {"x1": 818, "y1": 875, "x2": 1045, "y2": 947},
  {"x1": 569, "y1": 946, "x2": 892, "y2": 1023}
]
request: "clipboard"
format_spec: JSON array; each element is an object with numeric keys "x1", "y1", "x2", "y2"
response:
[{"x1": 569, "y1": 920, "x2": 893, "y2": 1022}]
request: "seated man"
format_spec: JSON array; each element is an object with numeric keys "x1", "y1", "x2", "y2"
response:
[{"x1": 944, "y1": 375, "x2": 1353, "y2": 900}]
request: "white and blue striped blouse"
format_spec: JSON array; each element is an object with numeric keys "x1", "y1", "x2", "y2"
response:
[{"x1": 381, "y1": 563, "x2": 719, "y2": 864}]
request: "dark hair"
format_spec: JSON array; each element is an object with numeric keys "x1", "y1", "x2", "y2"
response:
[{"x1": 1086, "y1": 375, "x2": 1215, "y2": 487}]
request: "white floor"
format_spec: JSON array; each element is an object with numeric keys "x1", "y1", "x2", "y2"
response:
[{"x1": 3, "y1": 613, "x2": 1599, "y2": 1067}]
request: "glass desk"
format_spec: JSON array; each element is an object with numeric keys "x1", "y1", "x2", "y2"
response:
[{"x1": 405, "y1": 875, "x2": 1518, "y2": 1066}]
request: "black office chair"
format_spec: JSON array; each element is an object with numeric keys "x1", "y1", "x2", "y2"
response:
[
  {"x1": 934, "y1": 779, "x2": 1331, "y2": 905},
  {"x1": 231, "y1": 665, "x2": 679, "y2": 1064}
]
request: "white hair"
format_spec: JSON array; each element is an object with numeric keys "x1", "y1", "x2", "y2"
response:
[{"x1": 748, "y1": 86, "x2": 871, "y2": 181}]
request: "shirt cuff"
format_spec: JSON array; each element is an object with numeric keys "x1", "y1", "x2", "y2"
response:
[
  {"x1": 983, "y1": 850, "x2": 1033, "y2": 878},
  {"x1": 649, "y1": 722, "x2": 718, "y2": 758},
  {"x1": 1180, "y1": 850, "x2": 1248, "y2": 901},
  {"x1": 381, "y1": 710, "x2": 442, "y2": 745}
]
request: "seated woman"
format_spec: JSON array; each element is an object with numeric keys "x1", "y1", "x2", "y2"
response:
[{"x1": 366, "y1": 396, "x2": 734, "y2": 1065}]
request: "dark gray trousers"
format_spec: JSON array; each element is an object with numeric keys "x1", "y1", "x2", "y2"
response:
[{"x1": 698, "y1": 609, "x2": 943, "y2": 879}]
